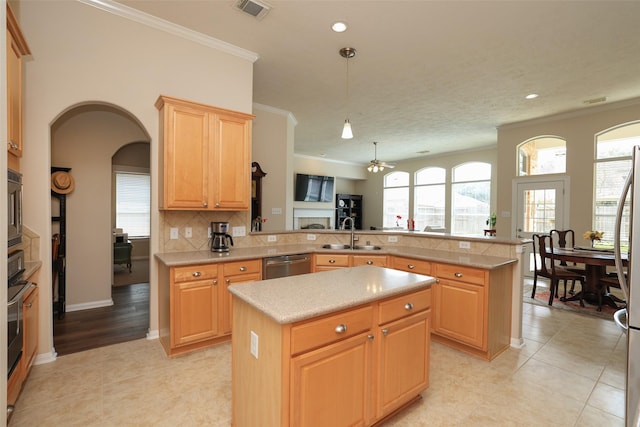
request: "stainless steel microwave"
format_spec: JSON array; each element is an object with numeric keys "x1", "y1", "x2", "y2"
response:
[{"x1": 8, "y1": 169, "x2": 22, "y2": 250}]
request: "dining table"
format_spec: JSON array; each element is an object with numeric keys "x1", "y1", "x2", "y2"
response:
[{"x1": 552, "y1": 246, "x2": 627, "y2": 310}]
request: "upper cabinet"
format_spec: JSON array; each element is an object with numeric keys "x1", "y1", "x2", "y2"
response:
[
  {"x1": 156, "y1": 95, "x2": 254, "y2": 211},
  {"x1": 6, "y1": 3, "x2": 30, "y2": 171}
]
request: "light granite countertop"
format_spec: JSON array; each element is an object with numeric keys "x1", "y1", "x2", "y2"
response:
[
  {"x1": 155, "y1": 244, "x2": 516, "y2": 270},
  {"x1": 228, "y1": 265, "x2": 435, "y2": 324}
]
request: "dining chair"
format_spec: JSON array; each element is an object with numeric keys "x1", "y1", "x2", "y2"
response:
[
  {"x1": 550, "y1": 229, "x2": 585, "y2": 294},
  {"x1": 531, "y1": 233, "x2": 586, "y2": 307}
]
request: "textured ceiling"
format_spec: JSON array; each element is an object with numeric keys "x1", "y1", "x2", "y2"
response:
[{"x1": 117, "y1": 0, "x2": 640, "y2": 166}]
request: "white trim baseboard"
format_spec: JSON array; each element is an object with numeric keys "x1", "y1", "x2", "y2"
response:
[
  {"x1": 33, "y1": 348, "x2": 57, "y2": 365},
  {"x1": 65, "y1": 299, "x2": 114, "y2": 312},
  {"x1": 146, "y1": 329, "x2": 159, "y2": 340}
]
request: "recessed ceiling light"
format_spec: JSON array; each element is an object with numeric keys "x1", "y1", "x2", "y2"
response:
[
  {"x1": 332, "y1": 21, "x2": 348, "y2": 32},
  {"x1": 525, "y1": 93, "x2": 539, "y2": 100}
]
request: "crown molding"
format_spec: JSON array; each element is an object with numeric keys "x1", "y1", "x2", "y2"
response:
[
  {"x1": 253, "y1": 102, "x2": 298, "y2": 126},
  {"x1": 78, "y1": 0, "x2": 259, "y2": 63}
]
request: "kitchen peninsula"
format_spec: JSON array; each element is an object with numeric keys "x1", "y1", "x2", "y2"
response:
[{"x1": 228, "y1": 266, "x2": 435, "y2": 427}]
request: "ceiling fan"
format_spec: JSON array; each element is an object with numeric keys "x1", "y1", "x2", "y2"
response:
[{"x1": 367, "y1": 142, "x2": 396, "y2": 173}]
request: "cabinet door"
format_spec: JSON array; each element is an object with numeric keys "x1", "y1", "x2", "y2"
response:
[
  {"x1": 433, "y1": 279, "x2": 485, "y2": 349},
  {"x1": 221, "y1": 273, "x2": 260, "y2": 335},
  {"x1": 352, "y1": 254, "x2": 387, "y2": 267},
  {"x1": 377, "y1": 310, "x2": 430, "y2": 418},
  {"x1": 22, "y1": 286, "x2": 38, "y2": 376},
  {"x1": 7, "y1": 29, "x2": 22, "y2": 158},
  {"x1": 391, "y1": 256, "x2": 432, "y2": 275},
  {"x1": 291, "y1": 333, "x2": 372, "y2": 426},
  {"x1": 173, "y1": 278, "x2": 219, "y2": 346},
  {"x1": 213, "y1": 112, "x2": 251, "y2": 210},
  {"x1": 162, "y1": 102, "x2": 211, "y2": 209}
]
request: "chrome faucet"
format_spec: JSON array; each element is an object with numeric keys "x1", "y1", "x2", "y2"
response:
[{"x1": 341, "y1": 217, "x2": 356, "y2": 248}]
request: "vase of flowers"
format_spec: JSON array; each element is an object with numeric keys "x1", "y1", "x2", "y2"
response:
[
  {"x1": 583, "y1": 230, "x2": 604, "y2": 247},
  {"x1": 396, "y1": 215, "x2": 402, "y2": 227}
]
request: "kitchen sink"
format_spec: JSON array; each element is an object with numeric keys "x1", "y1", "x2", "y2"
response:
[
  {"x1": 322, "y1": 244, "x2": 352, "y2": 250},
  {"x1": 352, "y1": 245, "x2": 382, "y2": 251}
]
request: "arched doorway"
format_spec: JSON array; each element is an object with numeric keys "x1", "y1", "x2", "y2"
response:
[{"x1": 50, "y1": 103, "x2": 151, "y2": 355}]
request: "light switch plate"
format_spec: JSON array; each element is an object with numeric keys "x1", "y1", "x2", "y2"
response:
[
  {"x1": 232, "y1": 226, "x2": 246, "y2": 237},
  {"x1": 271, "y1": 207, "x2": 282, "y2": 215},
  {"x1": 388, "y1": 236, "x2": 398, "y2": 243},
  {"x1": 170, "y1": 228, "x2": 179, "y2": 240},
  {"x1": 267, "y1": 235, "x2": 277, "y2": 242},
  {"x1": 459, "y1": 241, "x2": 471, "y2": 249},
  {"x1": 307, "y1": 234, "x2": 316, "y2": 241},
  {"x1": 250, "y1": 331, "x2": 259, "y2": 359}
]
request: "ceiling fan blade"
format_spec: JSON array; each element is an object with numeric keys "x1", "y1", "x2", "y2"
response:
[{"x1": 380, "y1": 161, "x2": 395, "y2": 168}]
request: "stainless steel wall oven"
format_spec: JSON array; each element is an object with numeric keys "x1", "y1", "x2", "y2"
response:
[
  {"x1": 7, "y1": 169, "x2": 22, "y2": 250},
  {"x1": 7, "y1": 250, "x2": 31, "y2": 378}
]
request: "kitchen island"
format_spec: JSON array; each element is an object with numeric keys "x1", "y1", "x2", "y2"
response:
[{"x1": 229, "y1": 265, "x2": 435, "y2": 427}]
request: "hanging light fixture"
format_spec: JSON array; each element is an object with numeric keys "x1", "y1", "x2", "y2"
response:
[
  {"x1": 339, "y1": 47, "x2": 356, "y2": 139},
  {"x1": 367, "y1": 142, "x2": 396, "y2": 173}
]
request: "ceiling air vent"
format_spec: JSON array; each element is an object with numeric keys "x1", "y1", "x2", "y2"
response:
[{"x1": 235, "y1": 0, "x2": 272, "y2": 20}]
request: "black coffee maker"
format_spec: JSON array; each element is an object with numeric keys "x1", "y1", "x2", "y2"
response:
[{"x1": 211, "y1": 221, "x2": 234, "y2": 252}]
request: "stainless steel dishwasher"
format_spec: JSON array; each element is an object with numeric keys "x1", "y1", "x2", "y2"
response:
[{"x1": 263, "y1": 253, "x2": 311, "y2": 279}]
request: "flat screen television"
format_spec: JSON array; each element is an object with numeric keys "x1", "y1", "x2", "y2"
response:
[{"x1": 294, "y1": 174, "x2": 334, "y2": 202}]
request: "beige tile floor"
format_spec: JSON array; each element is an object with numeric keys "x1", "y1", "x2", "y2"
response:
[{"x1": 10, "y1": 294, "x2": 627, "y2": 426}]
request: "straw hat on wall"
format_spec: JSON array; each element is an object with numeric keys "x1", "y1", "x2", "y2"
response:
[{"x1": 51, "y1": 171, "x2": 75, "y2": 195}]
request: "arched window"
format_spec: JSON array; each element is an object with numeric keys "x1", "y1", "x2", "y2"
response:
[
  {"x1": 594, "y1": 122, "x2": 640, "y2": 246},
  {"x1": 451, "y1": 162, "x2": 491, "y2": 235},
  {"x1": 517, "y1": 136, "x2": 566, "y2": 176},
  {"x1": 383, "y1": 171, "x2": 409, "y2": 228},
  {"x1": 414, "y1": 167, "x2": 445, "y2": 231}
]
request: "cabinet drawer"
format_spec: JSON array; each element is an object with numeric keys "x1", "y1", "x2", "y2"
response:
[
  {"x1": 291, "y1": 305, "x2": 373, "y2": 355},
  {"x1": 436, "y1": 264, "x2": 486, "y2": 286},
  {"x1": 315, "y1": 253, "x2": 350, "y2": 267},
  {"x1": 352, "y1": 255, "x2": 387, "y2": 267},
  {"x1": 379, "y1": 288, "x2": 431, "y2": 325},
  {"x1": 222, "y1": 259, "x2": 262, "y2": 276},
  {"x1": 173, "y1": 264, "x2": 218, "y2": 283},
  {"x1": 391, "y1": 256, "x2": 432, "y2": 275}
]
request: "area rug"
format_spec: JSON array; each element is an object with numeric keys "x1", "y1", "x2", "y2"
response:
[
  {"x1": 113, "y1": 258, "x2": 149, "y2": 287},
  {"x1": 523, "y1": 282, "x2": 623, "y2": 320}
]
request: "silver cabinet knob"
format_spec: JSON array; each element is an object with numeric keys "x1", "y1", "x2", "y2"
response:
[
  {"x1": 225, "y1": 278, "x2": 231, "y2": 284},
  {"x1": 407, "y1": 264, "x2": 415, "y2": 269},
  {"x1": 455, "y1": 272, "x2": 463, "y2": 278},
  {"x1": 404, "y1": 302, "x2": 414, "y2": 310},
  {"x1": 329, "y1": 259, "x2": 336, "y2": 264},
  {"x1": 215, "y1": 202, "x2": 221, "y2": 208},
  {"x1": 203, "y1": 202, "x2": 208, "y2": 207},
  {"x1": 382, "y1": 328, "x2": 389, "y2": 336},
  {"x1": 192, "y1": 271, "x2": 202, "y2": 277},
  {"x1": 335, "y1": 324, "x2": 347, "y2": 333},
  {"x1": 25, "y1": 303, "x2": 32, "y2": 308},
  {"x1": 367, "y1": 334, "x2": 374, "y2": 341},
  {"x1": 366, "y1": 260, "x2": 373, "y2": 265},
  {"x1": 240, "y1": 266, "x2": 247, "y2": 271},
  {"x1": 213, "y1": 279, "x2": 218, "y2": 286}
]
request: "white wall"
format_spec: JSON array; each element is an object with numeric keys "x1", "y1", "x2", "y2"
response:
[
  {"x1": 496, "y1": 99, "x2": 640, "y2": 238},
  {"x1": 17, "y1": 0, "x2": 254, "y2": 361}
]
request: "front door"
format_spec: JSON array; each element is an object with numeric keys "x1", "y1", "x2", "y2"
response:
[{"x1": 513, "y1": 178, "x2": 569, "y2": 277}]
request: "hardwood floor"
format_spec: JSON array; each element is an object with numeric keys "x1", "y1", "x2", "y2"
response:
[{"x1": 53, "y1": 282, "x2": 150, "y2": 356}]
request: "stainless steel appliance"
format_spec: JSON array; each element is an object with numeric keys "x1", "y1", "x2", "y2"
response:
[
  {"x1": 210, "y1": 222, "x2": 233, "y2": 253},
  {"x1": 7, "y1": 250, "x2": 32, "y2": 378},
  {"x1": 263, "y1": 254, "x2": 311, "y2": 279},
  {"x1": 613, "y1": 145, "x2": 640, "y2": 427},
  {"x1": 7, "y1": 169, "x2": 22, "y2": 249}
]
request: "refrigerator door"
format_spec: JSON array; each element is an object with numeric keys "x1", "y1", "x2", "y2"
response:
[{"x1": 629, "y1": 329, "x2": 640, "y2": 427}]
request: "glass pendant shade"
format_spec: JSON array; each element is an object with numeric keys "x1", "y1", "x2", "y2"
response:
[{"x1": 341, "y1": 120, "x2": 353, "y2": 139}]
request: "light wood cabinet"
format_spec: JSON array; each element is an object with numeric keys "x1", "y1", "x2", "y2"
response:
[
  {"x1": 220, "y1": 259, "x2": 261, "y2": 335},
  {"x1": 352, "y1": 254, "x2": 387, "y2": 267},
  {"x1": 22, "y1": 285, "x2": 39, "y2": 377},
  {"x1": 172, "y1": 264, "x2": 219, "y2": 347},
  {"x1": 156, "y1": 95, "x2": 254, "y2": 211},
  {"x1": 391, "y1": 255, "x2": 432, "y2": 275},
  {"x1": 432, "y1": 262, "x2": 512, "y2": 360},
  {"x1": 313, "y1": 253, "x2": 350, "y2": 271},
  {"x1": 159, "y1": 259, "x2": 262, "y2": 357},
  {"x1": 232, "y1": 286, "x2": 431, "y2": 426},
  {"x1": 314, "y1": 253, "x2": 388, "y2": 271},
  {"x1": 6, "y1": 4, "x2": 30, "y2": 171}
]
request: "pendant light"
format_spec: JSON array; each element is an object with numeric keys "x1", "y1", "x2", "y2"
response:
[{"x1": 340, "y1": 47, "x2": 356, "y2": 139}]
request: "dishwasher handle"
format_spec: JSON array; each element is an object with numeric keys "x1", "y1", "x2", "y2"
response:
[{"x1": 264, "y1": 255, "x2": 310, "y2": 266}]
